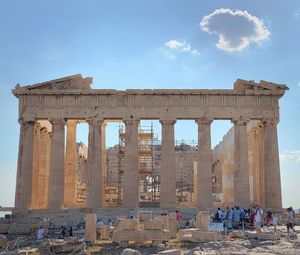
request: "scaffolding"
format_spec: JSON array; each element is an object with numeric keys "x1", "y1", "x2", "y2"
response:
[{"x1": 117, "y1": 122, "x2": 160, "y2": 207}]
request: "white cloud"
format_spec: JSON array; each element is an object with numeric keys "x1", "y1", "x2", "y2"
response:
[
  {"x1": 164, "y1": 40, "x2": 200, "y2": 56},
  {"x1": 200, "y1": 8, "x2": 270, "y2": 52},
  {"x1": 280, "y1": 150, "x2": 300, "y2": 161},
  {"x1": 298, "y1": 81, "x2": 300, "y2": 87}
]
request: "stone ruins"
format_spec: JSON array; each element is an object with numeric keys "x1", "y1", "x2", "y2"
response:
[{"x1": 13, "y1": 74, "x2": 288, "y2": 212}]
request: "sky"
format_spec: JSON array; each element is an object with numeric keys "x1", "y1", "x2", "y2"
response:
[{"x1": 0, "y1": 0, "x2": 299, "y2": 209}]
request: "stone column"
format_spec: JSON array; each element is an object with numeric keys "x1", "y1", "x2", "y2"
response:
[
  {"x1": 86, "y1": 118, "x2": 103, "y2": 208},
  {"x1": 64, "y1": 120, "x2": 77, "y2": 207},
  {"x1": 14, "y1": 119, "x2": 35, "y2": 210},
  {"x1": 160, "y1": 120, "x2": 176, "y2": 208},
  {"x1": 232, "y1": 118, "x2": 250, "y2": 208},
  {"x1": 263, "y1": 119, "x2": 282, "y2": 209},
  {"x1": 258, "y1": 123, "x2": 265, "y2": 207},
  {"x1": 122, "y1": 119, "x2": 139, "y2": 208},
  {"x1": 195, "y1": 118, "x2": 213, "y2": 209},
  {"x1": 101, "y1": 122, "x2": 107, "y2": 203},
  {"x1": 248, "y1": 128, "x2": 260, "y2": 205},
  {"x1": 48, "y1": 118, "x2": 66, "y2": 209}
]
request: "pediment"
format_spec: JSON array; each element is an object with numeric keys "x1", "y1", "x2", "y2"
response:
[
  {"x1": 234, "y1": 79, "x2": 288, "y2": 91},
  {"x1": 14, "y1": 74, "x2": 92, "y2": 92}
]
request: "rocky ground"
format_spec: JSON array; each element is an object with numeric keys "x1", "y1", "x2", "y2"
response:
[
  {"x1": 0, "y1": 226, "x2": 299, "y2": 254},
  {"x1": 87, "y1": 226, "x2": 300, "y2": 255}
]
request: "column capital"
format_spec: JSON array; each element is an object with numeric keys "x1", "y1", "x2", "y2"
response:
[
  {"x1": 18, "y1": 118, "x2": 35, "y2": 125},
  {"x1": 86, "y1": 118, "x2": 104, "y2": 126},
  {"x1": 231, "y1": 118, "x2": 250, "y2": 126},
  {"x1": 159, "y1": 119, "x2": 176, "y2": 126},
  {"x1": 262, "y1": 118, "x2": 279, "y2": 126},
  {"x1": 123, "y1": 118, "x2": 140, "y2": 125},
  {"x1": 49, "y1": 118, "x2": 66, "y2": 125},
  {"x1": 195, "y1": 117, "x2": 213, "y2": 126}
]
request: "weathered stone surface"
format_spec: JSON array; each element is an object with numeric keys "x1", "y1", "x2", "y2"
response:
[
  {"x1": 230, "y1": 231, "x2": 244, "y2": 238},
  {"x1": 85, "y1": 213, "x2": 97, "y2": 241},
  {"x1": 0, "y1": 224, "x2": 10, "y2": 234},
  {"x1": 100, "y1": 225, "x2": 110, "y2": 240},
  {"x1": 257, "y1": 233, "x2": 281, "y2": 240},
  {"x1": 177, "y1": 229, "x2": 222, "y2": 243},
  {"x1": 115, "y1": 219, "x2": 138, "y2": 230},
  {"x1": 144, "y1": 219, "x2": 162, "y2": 230},
  {"x1": 121, "y1": 248, "x2": 142, "y2": 255},
  {"x1": 196, "y1": 211, "x2": 211, "y2": 231},
  {"x1": 158, "y1": 249, "x2": 181, "y2": 255},
  {"x1": 137, "y1": 211, "x2": 152, "y2": 222},
  {"x1": 244, "y1": 231, "x2": 257, "y2": 239},
  {"x1": 112, "y1": 229, "x2": 171, "y2": 243}
]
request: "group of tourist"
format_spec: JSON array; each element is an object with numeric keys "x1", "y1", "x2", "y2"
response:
[{"x1": 213, "y1": 205, "x2": 297, "y2": 235}]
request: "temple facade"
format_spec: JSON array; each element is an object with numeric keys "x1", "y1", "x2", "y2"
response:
[{"x1": 13, "y1": 74, "x2": 288, "y2": 211}]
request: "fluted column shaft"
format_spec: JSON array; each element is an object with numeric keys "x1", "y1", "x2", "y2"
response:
[
  {"x1": 86, "y1": 119, "x2": 103, "y2": 208},
  {"x1": 15, "y1": 119, "x2": 35, "y2": 210},
  {"x1": 263, "y1": 119, "x2": 282, "y2": 209},
  {"x1": 160, "y1": 120, "x2": 176, "y2": 208},
  {"x1": 48, "y1": 119, "x2": 66, "y2": 209},
  {"x1": 196, "y1": 118, "x2": 213, "y2": 209},
  {"x1": 233, "y1": 119, "x2": 250, "y2": 208},
  {"x1": 64, "y1": 120, "x2": 77, "y2": 207},
  {"x1": 123, "y1": 119, "x2": 139, "y2": 208}
]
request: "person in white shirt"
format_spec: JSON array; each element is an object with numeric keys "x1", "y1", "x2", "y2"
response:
[{"x1": 254, "y1": 204, "x2": 264, "y2": 235}]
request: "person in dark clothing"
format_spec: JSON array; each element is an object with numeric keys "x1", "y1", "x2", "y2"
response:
[{"x1": 68, "y1": 226, "x2": 73, "y2": 237}]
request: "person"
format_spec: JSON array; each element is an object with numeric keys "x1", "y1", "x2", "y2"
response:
[
  {"x1": 272, "y1": 213, "x2": 278, "y2": 234},
  {"x1": 176, "y1": 210, "x2": 181, "y2": 221},
  {"x1": 225, "y1": 207, "x2": 233, "y2": 230},
  {"x1": 266, "y1": 209, "x2": 272, "y2": 227},
  {"x1": 254, "y1": 204, "x2": 263, "y2": 235},
  {"x1": 60, "y1": 226, "x2": 66, "y2": 239},
  {"x1": 286, "y1": 207, "x2": 296, "y2": 235},
  {"x1": 96, "y1": 219, "x2": 104, "y2": 228},
  {"x1": 233, "y1": 206, "x2": 240, "y2": 229},
  {"x1": 239, "y1": 208, "x2": 246, "y2": 229},
  {"x1": 68, "y1": 226, "x2": 73, "y2": 237},
  {"x1": 108, "y1": 219, "x2": 113, "y2": 228},
  {"x1": 214, "y1": 208, "x2": 222, "y2": 222},
  {"x1": 37, "y1": 226, "x2": 44, "y2": 240},
  {"x1": 175, "y1": 210, "x2": 182, "y2": 229}
]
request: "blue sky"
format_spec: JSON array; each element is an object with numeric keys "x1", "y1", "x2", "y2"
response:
[{"x1": 0, "y1": 1, "x2": 299, "y2": 209}]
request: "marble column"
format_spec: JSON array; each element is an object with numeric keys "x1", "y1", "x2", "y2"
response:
[
  {"x1": 64, "y1": 120, "x2": 77, "y2": 207},
  {"x1": 196, "y1": 118, "x2": 213, "y2": 209},
  {"x1": 122, "y1": 119, "x2": 139, "y2": 208},
  {"x1": 101, "y1": 122, "x2": 107, "y2": 205},
  {"x1": 86, "y1": 118, "x2": 103, "y2": 208},
  {"x1": 233, "y1": 118, "x2": 250, "y2": 208},
  {"x1": 258, "y1": 124, "x2": 265, "y2": 207},
  {"x1": 14, "y1": 119, "x2": 35, "y2": 210},
  {"x1": 160, "y1": 120, "x2": 176, "y2": 208},
  {"x1": 48, "y1": 118, "x2": 66, "y2": 209},
  {"x1": 263, "y1": 119, "x2": 282, "y2": 209},
  {"x1": 248, "y1": 128, "x2": 260, "y2": 205}
]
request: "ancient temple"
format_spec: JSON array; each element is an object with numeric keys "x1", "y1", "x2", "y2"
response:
[{"x1": 13, "y1": 74, "x2": 288, "y2": 212}]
